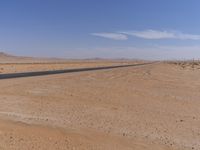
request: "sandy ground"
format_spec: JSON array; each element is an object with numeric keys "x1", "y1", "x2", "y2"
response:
[
  {"x1": 0, "y1": 62, "x2": 199, "y2": 150},
  {"x1": 0, "y1": 61, "x2": 138, "y2": 74},
  {"x1": 0, "y1": 52, "x2": 140, "y2": 74}
]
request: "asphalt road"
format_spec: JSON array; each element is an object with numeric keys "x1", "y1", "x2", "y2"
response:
[{"x1": 0, "y1": 62, "x2": 155, "y2": 80}]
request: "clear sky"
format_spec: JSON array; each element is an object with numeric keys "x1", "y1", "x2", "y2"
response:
[{"x1": 1, "y1": 0, "x2": 200, "y2": 60}]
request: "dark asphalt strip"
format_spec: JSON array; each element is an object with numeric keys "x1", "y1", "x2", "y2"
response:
[{"x1": 0, "y1": 62, "x2": 155, "y2": 80}]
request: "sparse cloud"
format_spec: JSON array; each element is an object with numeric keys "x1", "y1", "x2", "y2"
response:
[
  {"x1": 91, "y1": 32, "x2": 128, "y2": 40},
  {"x1": 91, "y1": 30, "x2": 200, "y2": 40},
  {"x1": 120, "y1": 30, "x2": 200, "y2": 40}
]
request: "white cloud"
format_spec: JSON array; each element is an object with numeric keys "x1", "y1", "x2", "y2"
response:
[
  {"x1": 175, "y1": 33, "x2": 200, "y2": 40},
  {"x1": 91, "y1": 30, "x2": 200, "y2": 40},
  {"x1": 91, "y1": 32, "x2": 128, "y2": 40},
  {"x1": 120, "y1": 30, "x2": 200, "y2": 40}
]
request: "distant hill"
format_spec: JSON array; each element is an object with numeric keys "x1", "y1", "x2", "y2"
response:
[
  {"x1": 0, "y1": 52, "x2": 143, "y2": 63},
  {"x1": 0, "y1": 52, "x2": 66, "y2": 63},
  {"x1": 0, "y1": 52, "x2": 17, "y2": 58}
]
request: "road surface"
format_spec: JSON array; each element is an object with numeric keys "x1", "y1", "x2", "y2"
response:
[{"x1": 0, "y1": 62, "x2": 155, "y2": 80}]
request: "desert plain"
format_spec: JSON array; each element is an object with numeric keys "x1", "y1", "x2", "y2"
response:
[{"x1": 0, "y1": 54, "x2": 200, "y2": 150}]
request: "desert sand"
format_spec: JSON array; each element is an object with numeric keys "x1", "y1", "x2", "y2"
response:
[
  {"x1": 0, "y1": 58, "x2": 199, "y2": 150},
  {"x1": 0, "y1": 61, "x2": 138, "y2": 74},
  {"x1": 0, "y1": 52, "x2": 140, "y2": 74}
]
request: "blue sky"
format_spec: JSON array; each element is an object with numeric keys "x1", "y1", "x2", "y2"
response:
[{"x1": 1, "y1": 0, "x2": 200, "y2": 59}]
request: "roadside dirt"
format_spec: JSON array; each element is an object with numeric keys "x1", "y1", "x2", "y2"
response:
[{"x1": 0, "y1": 62, "x2": 199, "y2": 150}]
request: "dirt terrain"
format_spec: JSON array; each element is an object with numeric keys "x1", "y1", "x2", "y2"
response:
[
  {"x1": 0, "y1": 60, "x2": 199, "y2": 150},
  {"x1": 0, "y1": 61, "x2": 137, "y2": 74},
  {"x1": 0, "y1": 52, "x2": 139, "y2": 74}
]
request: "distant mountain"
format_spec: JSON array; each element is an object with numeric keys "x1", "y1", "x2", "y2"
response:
[
  {"x1": 0, "y1": 52, "x2": 16, "y2": 58},
  {"x1": 0, "y1": 52, "x2": 66, "y2": 63},
  {"x1": 0, "y1": 52, "x2": 31, "y2": 61}
]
